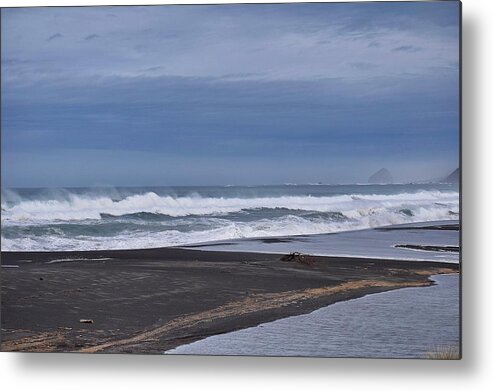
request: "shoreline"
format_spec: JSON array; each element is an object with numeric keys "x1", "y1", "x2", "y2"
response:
[
  {"x1": 166, "y1": 273, "x2": 460, "y2": 358},
  {"x1": 0, "y1": 219, "x2": 460, "y2": 262},
  {"x1": 177, "y1": 219, "x2": 460, "y2": 263},
  {"x1": 1, "y1": 246, "x2": 459, "y2": 354}
]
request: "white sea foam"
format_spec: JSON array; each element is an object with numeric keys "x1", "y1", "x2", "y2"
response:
[
  {"x1": 46, "y1": 257, "x2": 114, "y2": 264},
  {"x1": 2, "y1": 213, "x2": 458, "y2": 252},
  {"x1": 1, "y1": 190, "x2": 458, "y2": 223},
  {"x1": 1, "y1": 188, "x2": 459, "y2": 252}
]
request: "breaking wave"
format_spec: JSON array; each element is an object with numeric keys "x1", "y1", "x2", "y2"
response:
[
  {"x1": 1, "y1": 187, "x2": 459, "y2": 251},
  {"x1": 1, "y1": 190, "x2": 457, "y2": 223}
]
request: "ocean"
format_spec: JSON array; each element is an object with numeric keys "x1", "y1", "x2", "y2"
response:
[{"x1": 1, "y1": 183, "x2": 459, "y2": 252}]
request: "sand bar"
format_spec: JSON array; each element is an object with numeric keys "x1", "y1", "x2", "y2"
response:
[{"x1": 1, "y1": 247, "x2": 458, "y2": 354}]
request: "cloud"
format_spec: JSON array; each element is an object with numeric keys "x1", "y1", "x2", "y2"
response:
[
  {"x1": 46, "y1": 33, "x2": 63, "y2": 42},
  {"x1": 84, "y1": 33, "x2": 100, "y2": 41},
  {"x1": 1, "y1": 3, "x2": 458, "y2": 84},
  {"x1": 349, "y1": 62, "x2": 378, "y2": 71},
  {"x1": 1, "y1": 2, "x2": 460, "y2": 186}
]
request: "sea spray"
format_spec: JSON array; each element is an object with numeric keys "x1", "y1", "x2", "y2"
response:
[{"x1": 1, "y1": 184, "x2": 459, "y2": 251}]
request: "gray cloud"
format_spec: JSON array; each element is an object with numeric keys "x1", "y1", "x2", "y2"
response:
[
  {"x1": 46, "y1": 33, "x2": 63, "y2": 42},
  {"x1": 349, "y1": 62, "x2": 378, "y2": 71},
  {"x1": 1, "y1": 3, "x2": 460, "y2": 187},
  {"x1": 84, "y1": 33, "x2": 100, "y2": 41},
  {"x1": 2, "y1": 4, "x2": 458, "y2": 85}
]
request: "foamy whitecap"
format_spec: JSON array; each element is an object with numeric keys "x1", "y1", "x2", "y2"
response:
[
  {"x1": 1, "y1": 186, "x2": 459, "y2": 252},
  {"x1": 1, "y1": 190, "x2": 458, "y2": 223}
]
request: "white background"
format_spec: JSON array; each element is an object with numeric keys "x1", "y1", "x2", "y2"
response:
[{"x1": 0, "y1": 0, "x2": 491, "y2": 390}]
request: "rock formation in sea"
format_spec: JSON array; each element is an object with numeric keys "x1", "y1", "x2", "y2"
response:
[
  {"x1": 444, "y1": 168, "x2": 460, "y2": 183},
  {"x1": 368, "y1": 168, "x2": 393, "y2": 184}
]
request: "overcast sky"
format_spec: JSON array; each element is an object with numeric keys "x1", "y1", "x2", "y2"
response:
[{"x1": 1, "y1": 2, "x2": 460, "y2": 187}]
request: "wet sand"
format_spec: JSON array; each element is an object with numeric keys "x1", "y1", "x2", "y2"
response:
[{"x1": 0, "y1": 248, "x2": 459, "y2": 354}]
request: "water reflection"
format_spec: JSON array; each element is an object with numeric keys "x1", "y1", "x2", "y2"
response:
[{"x1": 167, "y1": 274, "x2": 459, "y2": 358}]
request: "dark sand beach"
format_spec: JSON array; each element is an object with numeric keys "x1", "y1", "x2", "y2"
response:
[{"x1": 1, "y1": 247, "x2": 458, "y2": 354}]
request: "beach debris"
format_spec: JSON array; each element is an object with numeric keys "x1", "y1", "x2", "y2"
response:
[
  {"x1": 280, "y1": 252, "x2": 315, "y2": 266},
  {"x1": 79, "y1": 319, "x2": 94, "y2": 324}
]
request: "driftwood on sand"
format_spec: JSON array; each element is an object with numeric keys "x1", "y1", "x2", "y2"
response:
[{"x1": 280, "y1": 252, "x2": 315, "y2": 266}]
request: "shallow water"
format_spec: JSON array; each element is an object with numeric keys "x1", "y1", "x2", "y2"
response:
[
  {"x1": 166, "y1": 274, "x2": 459, "y2": 358},
  {"x1": 183, "y1": 220, "x2": 459, "y2": 263}
]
